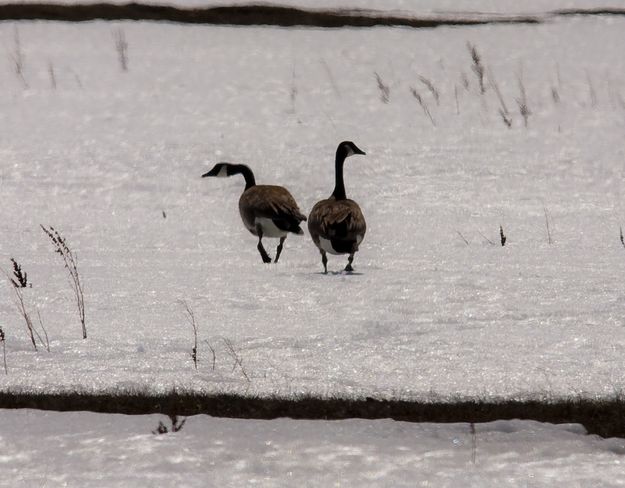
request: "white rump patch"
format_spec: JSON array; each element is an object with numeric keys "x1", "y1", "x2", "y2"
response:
[
  {"x1": 255, "y1": 217, "x2": 288, "y2": 238},
  {"x1": 319, "y1": 237, "x2": 342, "y2": 255}
]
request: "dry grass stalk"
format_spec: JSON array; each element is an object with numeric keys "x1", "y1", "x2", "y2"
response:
[
  {"x1": 467, "y1": 43, "x2": 486, "y2": 94},
  {"x1": 456, "y1": 230, "x2": 469, "y2": 245},
  {"x1": 289, "y1": 66, "x2": 298, "y2": 114},
  {"x1": 10, "y1": 258, "x2": 28, "y2": 288},
  {"x1": 488, "y1": 69, "x2": 512, "y2": 128},
  {"x1": 477, "y1": 230, "x2": 494, "y2": 246},
  {"x1": 500, "y1": 225, "x2": 507, "y2": 246},
  {"x1": 409, "y1": 87, "x2": 436, "y2": 126},
  {"x1": 204, "y1": 339, "x2": 216, "y2": 370},
  {"x1": 0, "y1": 327, "x2": 7, "y2": 375},
  {"x1": 620, "y1": 226, "x2": 624, "y2": 248},
  {"x1": 6, "y1": 277, "x2": 45, "y2": 351},
  {"x1": 41, "y1": 225, "x2": 86, "y2": 339},
  {"x1": 223, "y1": 338, "x2": 250, "y2": 382},
  {"x1": 454, "y1": 84, "x2": 460, "y2": 115},
  {"x1": 5, "y1": 260, "x2": 49, "y2": 352},
  {"x1": 180, "y1": 300, "x2": 198, "y2": 370},
  {"x1": 585, "y1": 70, "x2": 597, "y2": 107},
  {"x1": 543, "y1": 208, "x2": 553, "y2": 244},
  {"x1": 48, "y1": 62, "x2": 56, "y2": 90},
  {"x1": 374, "y1": 72, "x2": 390, "y2": 103},
  {"x1": 113, "y1": 28, "x2": 129, "y2": 72},
  {"x1": 417, "y1": 75, "x2": 440, "y2": 105},
  {"x1": 516, "y1": 68, "x2": 531, "y2": 128},
  {"x1": 11, "y1": 26, "x2": 28, "y2": 88}
]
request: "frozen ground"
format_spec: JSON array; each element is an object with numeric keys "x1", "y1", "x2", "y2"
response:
[
  {"x1": 1, "y1": 409, "x2": 625, "y2": 487},
  {"x1": 0, "y1": 16, "x2": 625, "y2": 401}
]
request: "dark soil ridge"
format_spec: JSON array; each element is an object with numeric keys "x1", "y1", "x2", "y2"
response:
[
  {"x1": 2, "y1": 391, "x2": 625, "y2": 438},
  {"x1": 0, "y1": 3, "x2": 549, "y2": 27}
]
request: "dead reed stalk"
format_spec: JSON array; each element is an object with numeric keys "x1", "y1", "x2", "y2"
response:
[
  {"x1": 180, "y1": 300, "x2": 198, "y2": 370},
  {"x1": 113, "y1": 28, "x2": 129, "y2": 72},
  {"x1": 374, "y1": 72, "x2": 390, "y2": 103},
  {"x1": 0, "y1": 327, "x2": 7, "y2": 375},
  {"x1": 41, "y1": 225, "x2": 86, "y2": 339},
  {"x1": 467, "y1": 43, "x2": 486, "y2": 95},
  {"x1": 409, "y1": 87, "x2": 436, "y2": 126}
]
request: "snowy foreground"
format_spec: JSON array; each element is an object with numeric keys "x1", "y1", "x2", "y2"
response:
[
  {"x1": 0, "y1": 409, "x2": 624, "y2": 487},
  {"x1": 1, "y1": 15, "x2": 625, "y2": 401}
]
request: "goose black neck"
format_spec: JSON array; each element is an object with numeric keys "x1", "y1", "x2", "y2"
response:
[
  {"x1": 331, "y1": 151, "x2": 347, "y2": 200},
  {"x1": 234, "y1": 164, "x2": 256, "y2": 190}
]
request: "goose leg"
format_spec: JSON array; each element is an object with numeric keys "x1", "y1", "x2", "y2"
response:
[
  {"x1": 256, "y1": 229, "x2": 272, "y2": 264},
  {"x1": 344, "y1": 253, "x2": 355, "y2": 273},
  {"x1": 274, "y1": 236, "x2": 286, "y2": 263},
  {"x1": 320, "y1": 250, "x2": 328, "y2": 274}
]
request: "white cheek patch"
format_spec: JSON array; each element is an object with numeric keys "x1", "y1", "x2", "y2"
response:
[
  {"x1": 217, "y1": 165, "x2": 228, "y2": 177},
  {"x1": 346, "y1": 147, "x2": 354, "y2": 157}
]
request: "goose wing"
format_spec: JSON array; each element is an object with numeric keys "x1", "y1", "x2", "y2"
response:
[
  {"x1": 308, "y1": 198, "x2": 366, "y2": 241},
  {"x1": 242, "y1": 185, "x2": 306, "y2": 221}
]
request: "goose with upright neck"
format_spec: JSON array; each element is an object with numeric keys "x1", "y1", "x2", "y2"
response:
[
  {"x1": 308, "y1": 141, "x2": 366, "y2": 273},
  {"x1": 202, "y1": 163, "x2": 306, "y2": 264}
]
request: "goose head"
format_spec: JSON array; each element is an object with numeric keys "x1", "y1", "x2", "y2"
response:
[
  {"x1": 202, "y1": 162, "x2": 234, "y2": 178},
  {"x1": 336, "y1": 141, "x2": 366, "y2": 161}
]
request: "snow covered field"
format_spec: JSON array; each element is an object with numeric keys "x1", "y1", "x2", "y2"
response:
[
  {"x1": 1, "y1": 409, "x2": 624, "y2": 487},
  {"x1": 0, "y1": 14, "x2": 625, "y2": 403}
]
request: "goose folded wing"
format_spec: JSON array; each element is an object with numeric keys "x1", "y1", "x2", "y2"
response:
[
  {"x1": 245, "y1": 187, "x2": 307, "y2": 222},
  {"x1": 314, "y1": 202, "x2": 365, "y2": 238}
]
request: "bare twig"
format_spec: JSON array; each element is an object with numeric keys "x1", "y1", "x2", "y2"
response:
[
  {"x1": 180, "y1": 300, "x2": 198, "y2": 369},
  {"x1": 585, "y1": 70, "x2": 597, "y2": 108},
  {"x1": 456, "y1": 231, "x2": 469, "y2": 245},
  {"x1": 223, "y1": 338, "x2": 250, "y2": 382},
  {"x1": 488, "y1": 69, "x2": 512, "y2": 128},
  {"x1": 11, "y1": 26, "x2": 28, "y2": 88},
  {"x1": 113, "y1": 28, "x2": 129, "y2": 72},
  {"x1": 204, "y1": 339, "x2": 216, "y2": 371},
  {"x1": 48, "y1": 61, "x2": 56, "y2": 90},
  {"x1": 409, "y1": 87, "x2": 436, "y2": 126},
  {"x1": 543, "y1": 208, "x2": 553, "y2": 244},
  {"x1": 41, "y1": 225, "x2": 86, "y2": 339},
  {"x1": 374, "y1": 72, "x2": 390, "y2": 103},
  {"x1": 0, "y1": 327, "x2": 7, "y2": 375},
  {"x1": 477, "y1": 230, "x2": 495, "y2": 246},
  {"x1": 289, "y1": 64, "x2": 298, "y2": 114},
  {"x1": 516, "y1": 67, "x2": 531, "y2": 128}
]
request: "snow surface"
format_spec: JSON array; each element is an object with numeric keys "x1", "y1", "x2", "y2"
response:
[
  {"x1": 0, "y1": 17, "x2": 625, "y2": 400},
  {"x1": 1, "y1": 409, "x2": 625, "y2": 487}
]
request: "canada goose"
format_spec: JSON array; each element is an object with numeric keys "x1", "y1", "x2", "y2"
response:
[
  {"x1": 308, "y1": 141, "x2": 366, "y2": 273},
  {"x1": 202, "y1": 163, "x2": 306, "y2": 264}
]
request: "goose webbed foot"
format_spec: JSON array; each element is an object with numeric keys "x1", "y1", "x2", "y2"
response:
[
  {"x1": 257, "y1": 235, "x2": 272, "y2": 264},
  {"x1": 274, "y1": 237, "x2": 286, "y2": 263},
  {"x1": 344, "y1": 253, "x2": 355, "y2": 273}
]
